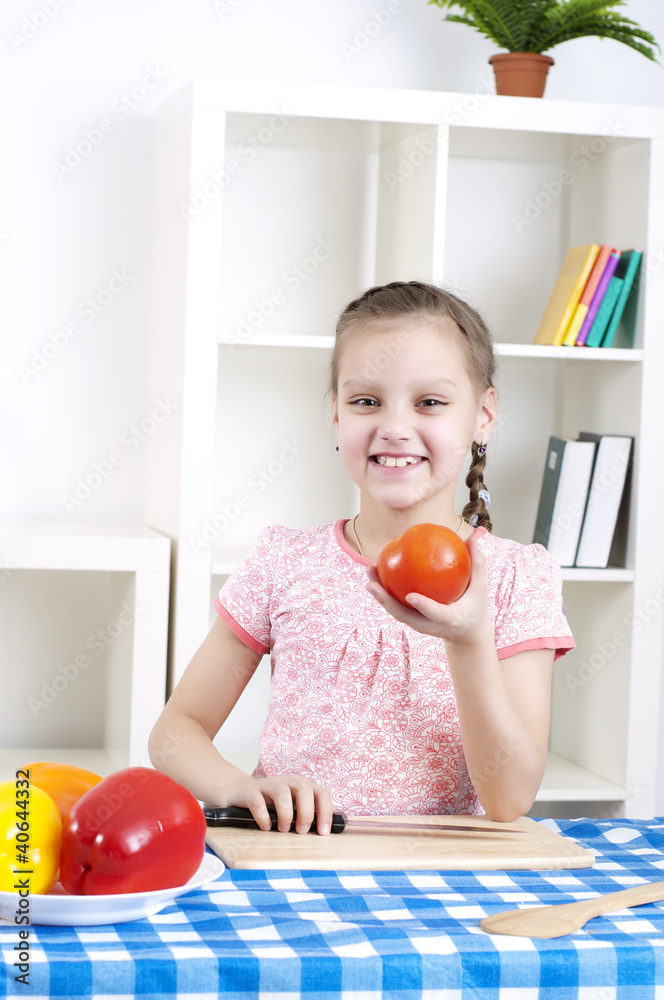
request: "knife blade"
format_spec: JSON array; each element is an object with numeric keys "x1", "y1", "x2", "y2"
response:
[{"x1": 203, "y1": 804, "x2": 524, "y2": 835}]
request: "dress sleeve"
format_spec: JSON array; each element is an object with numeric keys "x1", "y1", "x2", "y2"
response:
[
  {"x1": 488, "y1": 540, "x2": 575, "y2": 661},
  {"x1": 214, "y1": 525, "x2": 284, "y2": 656}
]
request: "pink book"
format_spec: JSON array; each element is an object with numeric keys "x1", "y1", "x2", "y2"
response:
[
  {"x1": 576, "y1": 252, "x2": 621, "y2": 346},
  {"x1": 579, "y1": 244, "x2": 615, "y2": 306}
]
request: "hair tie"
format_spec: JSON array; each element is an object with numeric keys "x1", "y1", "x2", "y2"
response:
[{"x1": 468, "y1": 489, "x2": 490, "y2": 528}]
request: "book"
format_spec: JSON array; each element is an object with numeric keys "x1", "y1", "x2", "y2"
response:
[
  {"x1": 575, "y1": 251, "x2": 621, "y2": 346},
  {"x1": 575, "y1": 433, "x2": 634, "y2": 568},
  {"x1": 533, "y1": 245, "x2": 600, "y2": 347},
  {"x1": 584, "y1": 276, "x2": 624, "y2": 349},
  {"x1": 562, "y1": 244, "x2": 616, "y2": 347},
  {"x1": 562, "y1": 303, "x2": 589, "y2": 347},
  {"x1": 533, "y1": 435, "x2": 598, "y2": 566},
  {"x1": 601, "y1": 250, "x2": 643, "y2": 349}
]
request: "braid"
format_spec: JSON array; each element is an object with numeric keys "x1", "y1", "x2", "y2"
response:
[{"x1": 462, "y1": 443, "x2": 492, "y2": 531}]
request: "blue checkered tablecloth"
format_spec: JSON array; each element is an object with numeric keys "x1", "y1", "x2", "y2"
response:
[{"x1": 4, "y1": 818, "x2": 664, "y2": 999}]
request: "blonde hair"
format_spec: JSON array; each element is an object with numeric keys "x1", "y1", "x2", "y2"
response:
[{"x1": 330, "y1": 280, "x2": 496, "y2": 530}]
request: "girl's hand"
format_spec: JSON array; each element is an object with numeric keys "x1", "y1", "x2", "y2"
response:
[
  {"x1": 224, "y1": 774, "x2": 335, "y2": 835},
  {"x1": 365, "y1": 530, "x2": 492, "y2": 646}
]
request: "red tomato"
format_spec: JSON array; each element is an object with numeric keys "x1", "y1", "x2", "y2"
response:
[{"x1": 376, "y1": 523, "x2": 471, "y2": 606}]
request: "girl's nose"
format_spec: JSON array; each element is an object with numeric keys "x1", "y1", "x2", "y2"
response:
[
  {"x1": 378, "y1": 415, "x2": 412, "y2": 443},
  {"x1": 379, "y1": 429, "x2": 411, "y2": 443},
  {"x1": 375, "y1": 401, "x2": 414, "y2": 443}
]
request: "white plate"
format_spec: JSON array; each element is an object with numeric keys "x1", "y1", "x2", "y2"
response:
[{"x1": 0, "y1": 852, "x2": 225, "y2": 926}]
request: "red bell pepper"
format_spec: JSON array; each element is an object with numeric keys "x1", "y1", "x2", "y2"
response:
[{"x1": 59, "y1": 767, "x2": 206, "y2": 895}]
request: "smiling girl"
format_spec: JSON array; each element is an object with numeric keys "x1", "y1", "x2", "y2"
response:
[{"x1": 149, "y1": 281, "x2": 574, "y2": 832}]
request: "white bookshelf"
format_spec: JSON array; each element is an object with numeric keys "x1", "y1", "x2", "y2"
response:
[
  {"x1": 0, "y1": 522, "x2": 170, "y2": 774},
  {"x1": 147, "y1": 79, "x2": 664, "y2": 818}
]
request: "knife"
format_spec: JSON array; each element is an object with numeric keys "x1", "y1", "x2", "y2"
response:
[{"x1": 203, "y1": 804, "x2": 524, "y2": 835}]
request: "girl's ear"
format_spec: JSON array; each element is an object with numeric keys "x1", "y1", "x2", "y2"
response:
[{"x1": 475, "y1": 386, "x2": 498, "y2": 444}]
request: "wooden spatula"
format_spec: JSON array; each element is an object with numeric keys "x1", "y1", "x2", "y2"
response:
[{"x1": 481, "y1": 879, "x2": 664, "y2": 938}]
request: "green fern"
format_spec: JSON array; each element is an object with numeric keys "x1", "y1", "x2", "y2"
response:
[{"x1": 428, "y1": 0, "x2": 660, "y2": 59}]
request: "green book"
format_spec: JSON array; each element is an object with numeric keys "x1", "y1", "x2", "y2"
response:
[
  {"x1": 584, "y1": 277, "x2": 624, "y2": 348},
  {"x1": 601, "y1": 250, "x2": 643, "y2": 349}
]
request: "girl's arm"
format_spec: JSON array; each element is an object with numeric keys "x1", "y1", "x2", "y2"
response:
[
  {"x1": 365, "y1": 533, "x2": 553, "y2": 821},
  {"x1": 440, "y1": 639, "x2": 552, "y2": 821},
  {"x1": 148, "y1": 615, "x2": 335, "y2": 834}
]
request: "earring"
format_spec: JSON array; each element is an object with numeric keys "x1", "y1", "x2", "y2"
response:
[
  {"x1": 476, "y1": 442, "x2": 486, "y2": 457},
  {"x1": 335, "y1": 446, "x2": 339, "y2": 452}
]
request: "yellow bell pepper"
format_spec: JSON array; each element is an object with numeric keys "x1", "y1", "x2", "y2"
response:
[{"x1": 0, "y1": 778, "x2": 62, "y2": 894}]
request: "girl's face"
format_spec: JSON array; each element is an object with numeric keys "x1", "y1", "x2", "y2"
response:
[{"x1": 332, "y1": 318, "x2": 497, "y2": 514}]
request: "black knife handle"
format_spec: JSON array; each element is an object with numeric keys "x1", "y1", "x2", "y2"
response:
[{"x1": 203, "y1": 803, "x2": 346, "y2": 834}]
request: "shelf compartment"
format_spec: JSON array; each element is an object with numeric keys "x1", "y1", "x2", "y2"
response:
[
  {"x1": 537, "y1": 751, "x2": 626, "y2": 802},
  {"x1": 549, "y1": 580, "x2": 633, "y2": 808},
  {"x1": 0, "y1": 523, "x2": 170, "y2": 770},
  {"x1": 444, "y1": 126, "x2": 650, "y2": 350},
  {"x1": 209, "y1": 347, "x2": 354, "y2": 556},
  {"x1": 217, "y1": 114, "x2": 380, "y2": 347}
]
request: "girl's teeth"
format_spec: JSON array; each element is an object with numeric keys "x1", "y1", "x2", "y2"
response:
[{"x1": 376, "y1": 455, "x2": 418, "y2": 467}]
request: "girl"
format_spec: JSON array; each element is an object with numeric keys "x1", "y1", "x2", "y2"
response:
[{"x1": 149, "y1": 281, "x2": 574, "y2": 833}]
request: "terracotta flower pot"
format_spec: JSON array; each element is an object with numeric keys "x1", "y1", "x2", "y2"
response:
[{"x1": 489, "y1": 52, "x2": 555, "y2": 98}]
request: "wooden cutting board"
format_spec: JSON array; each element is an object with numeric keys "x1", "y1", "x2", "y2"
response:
[{"x1": 206, "y1": 814, "x2": 595, "y2": 870}]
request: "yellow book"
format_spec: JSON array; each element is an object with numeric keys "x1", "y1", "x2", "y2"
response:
[
  {"x1": 533, "y1": 245, "x2": 600, "y2": 346},
  {"x1": 562, "y1": 302, "x2": 589, "y2": 346}
]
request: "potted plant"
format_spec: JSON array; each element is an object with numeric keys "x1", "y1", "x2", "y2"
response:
[{"x1": 428, "y1": 0, "x2": 660, "y2": 97}]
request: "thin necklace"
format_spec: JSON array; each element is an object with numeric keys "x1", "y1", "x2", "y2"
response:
[{"x1": 350, "y1": 513, "x2": 464, "y2": 559}]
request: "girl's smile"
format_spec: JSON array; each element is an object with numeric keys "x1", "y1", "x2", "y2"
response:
[{"x1": 371, "y1": 453, "x2": 426, "y2": 469}]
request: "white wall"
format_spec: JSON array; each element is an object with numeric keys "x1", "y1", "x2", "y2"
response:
[{"x1": 1, "y1": 0, "x2": 663, "y2": 795}]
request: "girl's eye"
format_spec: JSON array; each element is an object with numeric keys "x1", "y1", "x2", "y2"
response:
[
  {"x1": 350, "y1": 397, "x2": 378, "y2": 407},
  {"x1": 418, "y1": 398, "x2": 447, "y2": 408}
]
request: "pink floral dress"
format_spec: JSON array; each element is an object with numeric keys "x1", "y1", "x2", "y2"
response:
[{"x1": 215, "y1": 520, "x2": 574, "y2": 815}]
